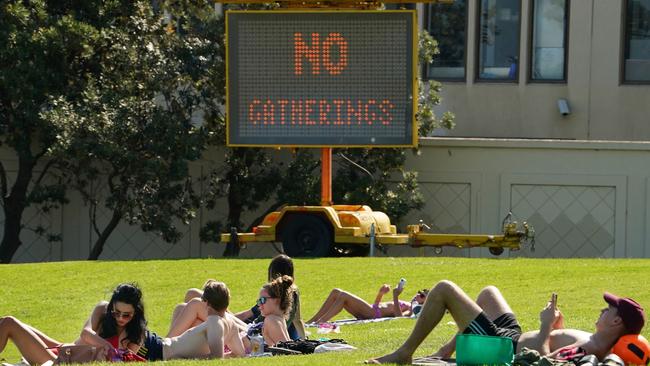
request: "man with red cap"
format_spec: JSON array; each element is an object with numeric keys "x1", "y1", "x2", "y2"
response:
[{"x1": 367, "y1": 280, "x2": 646, "y2": 364}]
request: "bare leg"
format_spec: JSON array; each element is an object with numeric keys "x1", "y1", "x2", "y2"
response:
[
  {"x1": 0, "y1": 316, "x2": 57, "y2": 366},
  {"x1": 432, "y1": 285, "x2": 513, "y2": 358},
  {"x1": 475, "y1": 285, "x2": 513, "y2": 320},
  {"x1": 184, "y1": 288, "x2": 203, "y2": 303},
  {"x1": 25, "y1": 325, "x2": 63, "y2": 348},
  {"x1": 313, "y1": 291, "x2": 375, "y2": 323},
  {"x1": 367, "y1": 280, "x2": 483, "y2": 365},
  {"x1": 167, "y1": 298, "x2": 207, "y2": 337},
  {"x1": 307, "y1": 289, "x2": 342, "y2": 323}
]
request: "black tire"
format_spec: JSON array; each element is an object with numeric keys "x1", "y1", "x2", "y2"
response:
[
  {"x1": 281, "y1": 215, "x2": 332, "y2": 257},
  {"x1": 489, "y1": 246, "x2": 505, "y2": 256},
  {"x1": 331, "y1": 244, "x2": 370, "y2": 257}
]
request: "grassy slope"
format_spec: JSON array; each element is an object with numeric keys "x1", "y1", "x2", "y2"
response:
[{"x1": 0, "y1": 257, "x2": 648, "y2": 365}]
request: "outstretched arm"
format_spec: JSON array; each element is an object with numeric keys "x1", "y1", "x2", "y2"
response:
[
  {"x1": 526, "y1": 294, "x2": 560, "y2": 355},
  {"x1": 78, "y1": 302, "x2": 115, "y2": 354},
  {"x1": 291, "y1": 299, "x2": 306, "y2": 339},
  {"x1": 392, "y1": 287, "x2": 404, "y2": 317},
  {"x1": 374, "y1": 284, "x2": 390, "y2": 305}
]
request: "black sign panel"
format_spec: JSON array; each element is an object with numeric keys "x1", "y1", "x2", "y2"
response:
[{"x1": 226, "y1": 11, "x2": 416, "y2": 147}]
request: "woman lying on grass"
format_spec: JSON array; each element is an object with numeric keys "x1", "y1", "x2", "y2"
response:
[
  {"x1": 0, "y1": 283, "x2": 159, "y2": 365},
  {"x1": 307, "y1": 284, "x2": 429, "y2": 324}
]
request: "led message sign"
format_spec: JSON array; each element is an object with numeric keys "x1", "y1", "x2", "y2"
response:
[{"x1": 226, "y1": 11, "x2": 416, "y2": 147}]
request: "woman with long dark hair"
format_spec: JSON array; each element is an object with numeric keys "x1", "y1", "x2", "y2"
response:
[
  {"x1": 0, "y1": 283, "x2": 161, "y2": 365},
  {"x1": 79, "y1": 283, "x2": 157, "y2": 358}
]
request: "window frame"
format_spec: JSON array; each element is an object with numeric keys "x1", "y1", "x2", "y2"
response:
[
  {"x1": 527, "y1": 0, "x2": 570, "y2": 84},
  {"x1": 422, "y1": 0, "x2": 469, "y2": 82},
  {"x1": 621, "y1": 0, "x2": 650, "y2": 84},
  {"x1": 475, "y1": 0, "x2": 523, "y2": 83}
]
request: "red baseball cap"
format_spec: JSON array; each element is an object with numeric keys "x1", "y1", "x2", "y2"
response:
[{"x1": 604, "y1": 292, "x2": 646, "y2": 334}]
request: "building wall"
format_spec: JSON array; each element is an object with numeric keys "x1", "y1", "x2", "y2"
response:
[{"x1": 430, "y1": 0, "x2": 650, "y2": 140}]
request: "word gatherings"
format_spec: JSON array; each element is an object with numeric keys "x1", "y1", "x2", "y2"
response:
[{"x1": 247, "y1": 32, "x2": 395, "y2": 127}]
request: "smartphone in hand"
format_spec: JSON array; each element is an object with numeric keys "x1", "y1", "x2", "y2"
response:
[{"x1": 551, "y1": 293, "x2": 558, "y2": 308}]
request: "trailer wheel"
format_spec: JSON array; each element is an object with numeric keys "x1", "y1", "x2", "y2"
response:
[
  {"x1": 332, "y1": 244, "x2": 370, "y2": 257},
  {"x1": 489, "y1": 247, "x2": 504, "y2": 256},
  {"x1": 282, "y1": 215, "x2": 332, "y2": 257}
]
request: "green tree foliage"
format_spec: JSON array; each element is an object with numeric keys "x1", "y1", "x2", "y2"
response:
[
  {"x1": 42, "y1": 1, "x2": 221, "y2": 260},
  {"x1": 0, "y1": 0, "x2": 100, "y2": 263}
]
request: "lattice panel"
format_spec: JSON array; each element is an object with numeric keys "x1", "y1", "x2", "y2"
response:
[
  {"x1": 509, "y1": 184, "x2": 615, "y2": 258},
  {"x1": 397, "y1": 182, "x2": 471, "y2": 257},
  {"x1": 1, "y1": 205, "x2": 60, "y2": 263}
]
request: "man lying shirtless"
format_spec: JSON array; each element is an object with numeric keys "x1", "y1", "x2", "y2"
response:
[
  {"x1": 367, "y1": 280, "x2": 645, "y2": 364},
  {"x1": 161, "y1": 280, "x2": 245, "y2": 359}
]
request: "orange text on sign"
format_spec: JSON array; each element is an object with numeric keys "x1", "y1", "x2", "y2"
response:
[
  {"x1": 248, "y1": 98, "x2": 394, "y2": 126},
  {"x1": 294, "y1": 33, "x2": 348, "y2": 75}
]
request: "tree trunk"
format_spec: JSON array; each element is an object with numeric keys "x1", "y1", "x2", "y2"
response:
[
  {"x1": 0, "y1": 208, "x2": 25, "y2": 263},
  {"x1": 227, "y1": 181, "x2": 243, "y2": 231},
  {"x1": 0, "y1": 157, "x2": 35, "y2": 263},
  {"x1": 88, "y1": 210, "x2": 122, "y2": 260}
]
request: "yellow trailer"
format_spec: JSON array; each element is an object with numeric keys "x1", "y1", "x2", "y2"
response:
[{"x1": 221, "y1": 205, "x2": 533, "y2": 257}]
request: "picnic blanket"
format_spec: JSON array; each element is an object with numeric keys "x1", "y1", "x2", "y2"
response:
[
  {"x1": 305, "y1": 316, "x2": 411, "y2": 327},
  {"x1": 412, "y1": 357, "x2": 456, "y2": 366}
]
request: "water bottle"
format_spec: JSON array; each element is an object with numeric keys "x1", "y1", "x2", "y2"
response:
[{"x1": 250, "y1": 334, "x2": 264, "y2": 356}]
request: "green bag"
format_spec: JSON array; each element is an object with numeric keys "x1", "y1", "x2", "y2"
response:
[{"x1": 456, "y1": 334, "x2": 514, "y2": 365}]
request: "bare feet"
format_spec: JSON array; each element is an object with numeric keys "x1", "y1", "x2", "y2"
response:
[{"x1": 365, "y1": 351, "x2": 413, "y2": 365}]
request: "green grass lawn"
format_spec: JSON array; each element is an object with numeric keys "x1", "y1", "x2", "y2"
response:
[{"x1": 1, "y1": 257, "x2": 649, "y2": 365}]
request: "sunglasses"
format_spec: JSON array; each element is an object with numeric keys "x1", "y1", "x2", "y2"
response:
[
  {"x1": 417, "y1": 289, "x2": 429, "y2": 297},
  {"x1": 256, "y1": 296, "x2": 275, "y2": 306},
  {"x1": 112, "y1": 310, "x2": 134, "y2": 320}
]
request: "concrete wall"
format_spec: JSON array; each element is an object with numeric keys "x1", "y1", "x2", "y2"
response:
[
  {"x1": 4, "y1": 138, "x2": 650, "y2": 261},
  {"x1": 395, "y1": 138, "x2": 650, "y2": 258}
]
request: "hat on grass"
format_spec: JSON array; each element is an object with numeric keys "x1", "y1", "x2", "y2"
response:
[{"x1": 604, "y1": 292, "x2": 646, "y2": 334}]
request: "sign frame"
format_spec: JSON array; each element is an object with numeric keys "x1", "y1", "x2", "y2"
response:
[{"x1": 225, "y1": 10, "x2": 418, "y2": 148}]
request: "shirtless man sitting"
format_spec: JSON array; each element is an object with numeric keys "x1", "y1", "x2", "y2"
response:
[
  {"x1": 161, "y1": 280, "x2": 245, "y2": 359},
  {"x1": 367, "y1": 280, "x2": 645, "y2": 364}
]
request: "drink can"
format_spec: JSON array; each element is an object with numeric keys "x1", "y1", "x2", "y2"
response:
[{"x1": 250, "y1": 335, "x2": 264, "y2": 356}]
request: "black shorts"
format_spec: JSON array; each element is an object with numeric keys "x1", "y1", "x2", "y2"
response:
[
  {"x1": 138, "y1": 330, "x2": 164, "y2": 361},
  {"x1": 463, "y1": 312, "x2": 522, "y2": 349}
]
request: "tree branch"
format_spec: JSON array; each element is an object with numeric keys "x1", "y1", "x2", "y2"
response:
[{"x1": 33, "y1": 159, "x2": 55, "y2": 186}]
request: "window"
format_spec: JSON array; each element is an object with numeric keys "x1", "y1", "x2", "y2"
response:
[
  {"x1": 530, "y1": 0, "x2": 568, "y2": 81},
  {"x1": 477, "y1": 0, "x2": 521, "y2": 81},
  {"x1": 424, "y1": 0, "x2": 467, "y2": 80},
  {"x1": 624, "y1": 0, "x2": 650, "y2": 82}
]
